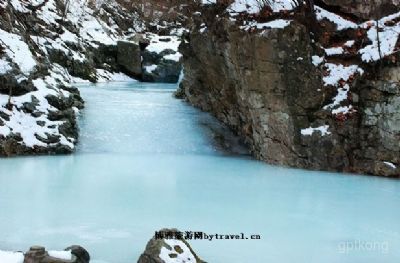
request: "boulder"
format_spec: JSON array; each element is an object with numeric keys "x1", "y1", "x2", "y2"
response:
[
  {"x1": 138, "y1": 229, "x2": 205, "y2": 263},
  {"x1": 117, "y1": 40, "x2": 142, "y2": 77},
  {"x1": 23, "y1": 246, "x2": 90, "y2": 263},
  {"x1": 141, "y1": 35, "x2": 182, "y2": 83}
]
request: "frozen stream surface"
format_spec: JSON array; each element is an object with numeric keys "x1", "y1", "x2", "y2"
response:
[{"x1": 0, "y1": 82, "x2": 399, "y2": 263}]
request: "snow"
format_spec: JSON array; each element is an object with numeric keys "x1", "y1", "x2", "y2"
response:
[
  {"x1": 229, "y1": 0, "x2": 260, "y2": 14},
  {"x1": 0, "y1": 65, "x2": 78, "y2": 149},
  {"x1": 96, "y1": 69, "x2": 137, "y2": 82},
  {"x1": 256, "y1": 19, "x2": 292, "y2": 29},
  {"x1": 325, "y1": 47, "x2": 344, "y2": 56},
  {"x1": 199, "y1": 24, "x2": 207, "y2": 33},
  {"x1": 241, "y1": 19, "x2": 292, "y2": 31},
  {"x1": 163, "y1": 53, "x2": 183, "y2": 62},
  {"x1": 48, "y1": 250, "x2": 72, "y2": 260},
  {"x1": 159, "y1": 239, "x2": 197, "y2": 263},
  {"x1": 359, "y1": 18, "x2": 400, "y2": 62},
  {"x1": 80, "y1": 19, "x2": 117, "y2": 46},
  {"x1": 332, "y1": 105, "x2": 353, "y2": 115},
  {"x1": 0, "y1": 251, "x2": 23, "y2": 263},
  {"x1": 36, "y1": 0, "x2": 61, "y2": 25},
  {"x1": 301, "y1": 125, "x2": 331, "y2": 136},
  {"x1": 0, "y1": 29, "x2": 37, "y2": 74},
  {"x1": 145, "y1": 65, "x2": 158, "y2": 73},
  {"x1": 146, "y1": 35, "x2": 181, "y2": 54},
  {"x1": 32, "y1": 34, "x2": 86, "y2": 62},
  {"x1": 312, "y1": 55, "x2": 324, "y2": 66},
  {"x1": 10, "y1": 0, "x2": 29, "y2": 13},
  {"x1": 315, "y1": 6, "x2": 358, "y2": 30},
  {"x1": 383, "y1": 161, "x2": 397, "y2": 169},
  {"x1": 60, "y1": 29, "x2": 79, "y2": 44},
  {"x1": 344, "y1": 40, "x2": 355, "y2": 47},
  {"x1": 323, "y1": 84, "x2": 350, "y2": 109},
  {"x1": 0, "y1": 0, "x2": 8, "y2": 9},
  {"x1": 323, "y1": 63, "x2": 364, "y2": 87},
  {"x1": 228, "y1": 0, "x2": 296, "y2": 14},
  {"x1": 0, "y1": 58, "x2": 12, "y2": 74}
]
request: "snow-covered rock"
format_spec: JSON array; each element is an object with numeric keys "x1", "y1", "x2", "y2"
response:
[
  {"x1": 141, "y1": 34, "x2": 183, "y2": 83},
  {"x1": 0, "y1": 0, "x2": 183, "y2": 156},
  {"x1": 138, "y1": 229, "x2": 205, "y2": 263},
  {"x1": 179, "y1": 0, "x2": 400, "y2": 176}
]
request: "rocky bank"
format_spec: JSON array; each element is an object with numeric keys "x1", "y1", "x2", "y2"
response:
[
  {"x1": 0, "y1": 0, "x2": 183, "y2": 156},
  {"x1": 179, "y1": 0, "x2": 400, "y2": 177}
]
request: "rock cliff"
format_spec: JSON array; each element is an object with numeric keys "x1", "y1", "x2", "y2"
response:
[{"x1": 179, "y1": 1, "x2": 400, "y2": 177}]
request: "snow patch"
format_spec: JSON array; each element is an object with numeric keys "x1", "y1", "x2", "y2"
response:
[
  {"x1": 96, "y1": 69, "x2": 137, "y2": 83},
  {"x1": 48, "y1": 251, "x2": 72, "y2": 260},
  {"x1": 325, "y1": 47, "x2": 344, "y2": 56},
  {"x1": 228, "y1": 0, "x2": 296, "y2": 14},
  {"x1": 145, "y1": 65, "x2": 158, "y2": 73},
  {"x1": 0, "y1": 29, "x2": 37, "y2": 74},
  {"x1": 159, "y1": 239, "x2": 197, "y2": 263},
  {"x1": 312, "y1": 55, "x2": 324, "y2": 66},
  {"x1": 315, "y1": 6, "x2": 358, "y2": 30},
  {"x1": 383, "y1": 161, "x2": 397, "y2": 169},
  {"x1": 359, "y1": 18, "x2": 400, "y2": 62},
  {"x1": 145, "y1": 35, "x2": 181, "y2": 54},
  {"x1": 323, "y1": 63, "x2": 364, "y2": 87},
  {"x1": 301, "y1": 125, "x2": 331, "y2": 136}
]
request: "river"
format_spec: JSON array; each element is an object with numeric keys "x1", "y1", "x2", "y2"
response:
[{"x1": 0, "y1": 82, "x2": 399, "y2": 263}]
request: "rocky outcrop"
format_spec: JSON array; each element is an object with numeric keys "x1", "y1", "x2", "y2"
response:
[
  {"x1": 23, "y1": 245, "x2": 89, "y2": 263},
  {"x1": 141, "y1": 34, "x2": 183, "y2": 83},
  {"x1": 117, "y1": 40, "x2": 142, "y2": 77},
  {"x1": 320, "y1": 0, "x2": 400, "y2": 19},
  {"x1": 179, "y1": 3, "x2": 400, "y2": 177},
  {"x1": 138, "y1": 229, "x2": 205, "y2": 263}
]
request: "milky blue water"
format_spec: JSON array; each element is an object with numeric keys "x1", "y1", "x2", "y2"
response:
[{"x1": 0, "y1": 82, "x2": 399, "y2": 263}]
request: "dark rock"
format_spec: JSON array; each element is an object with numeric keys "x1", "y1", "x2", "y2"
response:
[
  {"x1": 117, "y1": 40, "x2": 142, "y2": 77},
  {"x1": 24, "y1": 246, "x2": 46, "y2": 263},
  {"x1": 141, "y1": 47, "x2": 182, "y2": 83},
  {"x1": 65, "y1": 245, "x2": 90, "y2": 263},
  {"x1": 22, "y1": 96, "x2": 40, "y2": 114},
  {"x1": 0, "y1": 75, "x2": 37, "y2": 96}
]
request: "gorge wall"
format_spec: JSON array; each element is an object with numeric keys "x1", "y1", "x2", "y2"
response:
[{"x1": 179, "y1": 1, "x2": 400, "y2": 177}]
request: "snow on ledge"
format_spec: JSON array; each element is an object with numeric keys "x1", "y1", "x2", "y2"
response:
[
  {"x1": 96, "y1": 69, "x2": 137, "y2": 83},
  {"x1": 228, "y1": 0, "x2": 296, "y2": 14},
  {"x1": 383, "y1": 161, "x2": 397, "y2": 169},
  {"x1": 257, "y1": 19, "x2": 292, "y2": 29},
  {"x1": 315, "y1": 6, "x2": 358, "y2": 30},
  {"x1": 323, "y1": 63, "x2": 364, "y2": 87},
  {"x1": 0, "y1": 28, "x2": 37, "y2": 74},
  {"x1": 301, "y1": 125, "x2": 331, "y2": 136},
  {"x1": 241, "y1": 19, "x2": 292, "y2": 31}
]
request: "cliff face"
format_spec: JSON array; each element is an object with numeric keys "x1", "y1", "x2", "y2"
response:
[{"x1": 179, "y1": 2, "x2": 400, "y2": 177}]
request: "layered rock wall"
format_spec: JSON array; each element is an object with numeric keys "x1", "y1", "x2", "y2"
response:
[{"x1": 179, "y1": 3, "x2": 400, "y2": 176}]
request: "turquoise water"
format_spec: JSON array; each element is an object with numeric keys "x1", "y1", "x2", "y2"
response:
[{"x1": 0, "y1": 82, "x2": 399, "y2": 263}]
